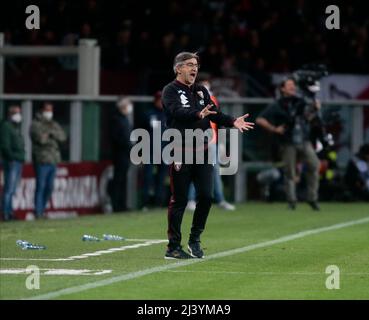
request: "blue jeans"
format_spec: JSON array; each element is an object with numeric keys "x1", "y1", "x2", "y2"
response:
[
  {"x1": 34, "y1": 164, "x2": 56, "y2": 217},
  {"x1": 188, "y1": 144, "x2": 225, "y2": 203},
  {"x1": 2, "y1": 160, "x2": 23, "y2": 219}
]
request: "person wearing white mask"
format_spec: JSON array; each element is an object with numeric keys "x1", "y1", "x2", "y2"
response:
[
  {"x1": 30, "y1": 102, "x2": 66, "y2": 219},
  {"x1": 109, "y1": 97, "x2": 133, "y2": 212},
  {"x1": 0, "y1": 105, "x2": 25, "y2": 221}
]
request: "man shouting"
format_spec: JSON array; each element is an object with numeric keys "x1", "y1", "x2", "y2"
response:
[{"x1": 162, "y1": 52, "x2": 254, "y2": 259}]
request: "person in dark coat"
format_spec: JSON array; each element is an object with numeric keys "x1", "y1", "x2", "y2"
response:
[
  {"x1": 141, "y1": 91, "x2": 168, "y2": 209},
  {"x1": 110, "y1": 97, "x2": 133, "y2": 212},
  {"x1": 0, "y1": 105, "x2": 25, "y2": 221}
]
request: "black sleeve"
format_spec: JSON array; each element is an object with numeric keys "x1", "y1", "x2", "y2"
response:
[
  {"x1": 257, "y1": 103, "x2": 277, "y2": 123},
  {"x1": 162, "y1": 85, "x2": 200, "y2": 122},
  {"x1": 207, "y1": 107, "x2": 235, "y2": 128},
  {"x1": 111, "y1": 118, "x2": 132, "y2": 150},
  {"x1": 202, "y1": 88, "x2": 235, "y2": 127}
]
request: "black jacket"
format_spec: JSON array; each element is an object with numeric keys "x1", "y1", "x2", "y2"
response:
[
  {"x1": 258, "y1": 96, "x2": 309, "y2": 145},
  {"x1": 0, "y1": 120, "x2": 25, "y2": 162},
  {"x1": 162, "y1": 80, "x2": 235, "y2": 134},
  {"x1": 111, "y1": 110, "x2": 132, "y2": 164}
]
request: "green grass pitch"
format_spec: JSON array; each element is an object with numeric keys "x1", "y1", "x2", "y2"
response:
[{"x1": 0, "y1": 202, "x2": 368, "y2": 300}]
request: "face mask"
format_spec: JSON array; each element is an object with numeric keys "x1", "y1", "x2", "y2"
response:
[
  {"x1": 126, "y1": 103, "x2": 133, "y2": 114},
  {"x1": 43, "y1": 111, "x2": 53, "y2": 121},
  {"x1": 11, "y1": 113, "x2": 22, "y2": 123}
]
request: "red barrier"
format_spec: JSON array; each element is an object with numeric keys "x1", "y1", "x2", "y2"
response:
[{"x1": 0, "y1": 161, "x2": 113, "y2": 220}]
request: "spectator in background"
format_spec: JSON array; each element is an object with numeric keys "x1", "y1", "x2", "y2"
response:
[
  {"x1": 114, "y1": 28, "x2": 134, "y2": 70},
  {"x1": 256, "y1": 78, "x2": 321, "y2": 211},
  {"x1": 58, "y1": 33, "x2": 79, "y2": 70},
  {"x1": 0, "y1": 105, "x2": 25, "y2": 221},
  {"x1": 141, "y1": 91, "x2": 168, "y2": 210},
  {"x1": 187, "y1": 73, "x2": 235, "y2": 211},
  {"x1": 79, "y1": 22, "x2": 94, "y2": 39},
  {"x1": 345, "y1": 144, "x2": 369, "y2": 201},
  {"x1": 110, "y1": 97, "x2": 133, "y2": 212},
  {"x1": 30, "y1": 102, "x2": 66, "y2": 219}
]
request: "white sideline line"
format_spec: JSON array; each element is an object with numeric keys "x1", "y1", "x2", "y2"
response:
[
  {"x1": 65, "y1": 240, "x2": 167, "y2": 260},
  {"x1": 1, "y1": 239, "x2": 167, "y2": 262},
  {"x1": 0, "y1": 268, "x2": 112, "y2": 276},
  {"x1": 26, "y1": 216, "x2": 369, "y2": 300},
  {"x1": 165, "y1": 270, "x2": 369, "y2": 276},
  {"x1": 0, "y1": 258, "x2": 72, "y2": 262},
  {"x1": 125, "y1": 238, "x2": 167, "y2": 242}
]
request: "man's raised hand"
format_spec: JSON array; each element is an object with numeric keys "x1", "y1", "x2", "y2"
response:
[
  {"x1": 233, "y1": 113, "x2": 255, "y2": 132},
  {"x1": 199, "y1": 104, "x2": 217, "y2": 119}
]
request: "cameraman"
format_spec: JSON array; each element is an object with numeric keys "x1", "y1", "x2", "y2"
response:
[{"x1": 256, "y1": 78, "x2": 320, "y2": 210}]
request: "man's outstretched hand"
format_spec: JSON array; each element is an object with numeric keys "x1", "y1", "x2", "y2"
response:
[
  {"x1": 199, "y1": 104, "x2": 217, "y2": 119},
  {"x1": 233, "y1": 113, "x2": 255, "y2": 132}
]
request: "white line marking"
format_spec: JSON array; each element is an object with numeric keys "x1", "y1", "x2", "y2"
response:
[
  {"x1": 26, "y1": 216, "x2": 369, "y2": 300},
  {"x1": 1, "y1": 239, "x2": 167, "y2": 262},
  {"x1": 0, "y1": 268, "x2": 112, "y2": 276},
  {"x1": 165, "y1": 270, "x2": 369, "y2": 276},
  {"x1": 64, "y1": 240, "x2": 167, "y2": 260},
  {"x1": 0, "y1": 258, "x2": 72, "y2": 262},
  {"x1": 125, "y1": 239, "x2": 167, "y2": 242}
]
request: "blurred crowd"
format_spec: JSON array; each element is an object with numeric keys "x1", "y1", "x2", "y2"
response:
[{"x1": 2, "y1": 0, "x2": 369, "y2": 91}]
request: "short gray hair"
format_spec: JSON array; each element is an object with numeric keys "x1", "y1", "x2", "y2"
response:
[{"x1": 173, "y1": 52, "x2": 199, "y2": 74}]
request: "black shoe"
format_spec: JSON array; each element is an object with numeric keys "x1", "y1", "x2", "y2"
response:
[
  {"x1": 308, "y1": 201, "x2": 320, "y2": 211},
  {"x1": 188, "y1": 241, "x2": 204, "y2": 258},
  {"x1": 288, "y1": 202, "x2": 296, "y2": 210},
  {"x1": 164, "y1": 247, "x2": 193, "y2": 260}
]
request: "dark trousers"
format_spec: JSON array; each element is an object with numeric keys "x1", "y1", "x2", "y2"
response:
[
  {"x1": 281, "y1": 142, "x2": 320, "y2": 202},
  {"x1": 34, "y1": 163, "x2": 57, "y2": 217},
  {"x1": 167, "y1": 162, "x2": 214, "y2": 250},
  {"x1": 111, "y1": 161, "x2": 129, "y2": 212},
  {"x1": 142, "y1": 163, "x2": 168, "y2": 207}
]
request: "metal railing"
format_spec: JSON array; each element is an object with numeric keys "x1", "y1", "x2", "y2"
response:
[
  {"x1": 1, "y1": 93, "x2": 368, "y2": 105},
  {"x1": 1, "y1": 94, "x2": 368, "y2": 204}
]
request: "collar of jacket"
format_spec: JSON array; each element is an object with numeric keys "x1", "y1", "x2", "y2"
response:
[{"x1": 174, "y1": 80, "x2": 194, "y2": 91}]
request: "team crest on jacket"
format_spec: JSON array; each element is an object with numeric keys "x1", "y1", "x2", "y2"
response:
[
  {"x1": 180, "y1": 93, "x2": 190, "y2": 107},
  {"x1": 197, "y1": 91, "x2": 204, "y2": 99},
  {"x1": 174, "y1": 162, "x2": 182, "y2": 171}
]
